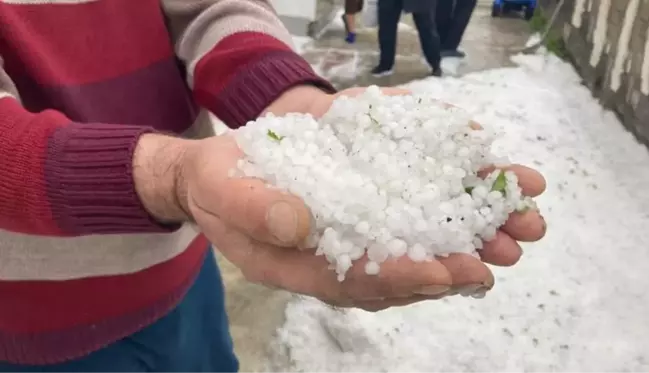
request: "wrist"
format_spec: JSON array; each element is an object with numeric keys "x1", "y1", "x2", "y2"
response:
[
  {"x1": 133, "y1": 134, "x2": 194, "y2": 224},
  {"x1": 262, "y1": 85, "x2": 333, "y2": 117}
]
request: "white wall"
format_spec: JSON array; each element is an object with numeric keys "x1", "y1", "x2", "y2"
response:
[{"x1": 269, "y1": 0, "x2": 317, "y2": 22}]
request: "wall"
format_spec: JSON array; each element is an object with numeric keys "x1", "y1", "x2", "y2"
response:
[
  {"x1": 543, "y1": 0, "x2": 649, "y2": 145},
  {"x1": 269, "y1": 0, "x2": 318, "y2": 36}
]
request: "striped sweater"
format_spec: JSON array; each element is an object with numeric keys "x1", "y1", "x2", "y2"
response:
[{"x1": 0, "y1": 0, "x2": 333, "y2": 365}]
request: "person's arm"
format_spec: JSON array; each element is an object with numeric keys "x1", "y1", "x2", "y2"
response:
[
  {"x1": 161, "y1": 0, "x2": 336, "y2": 128},
  {"x1": 0, "y1": 70, "x2": 189, "y2": 236}
]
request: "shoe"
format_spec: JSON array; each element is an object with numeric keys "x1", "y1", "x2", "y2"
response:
[
  {"x1": 371, "y1": 65, "x2": 394, "y2": 77},
  {"x1": 441, "y1": 49, "x2": 466, "y2": 58},
  {"x1": 431, "y1": 68, "x2": 443, "y2": 77},
  {"x1": 345, "y1": 32, "x2": 356, "y2": 44}
]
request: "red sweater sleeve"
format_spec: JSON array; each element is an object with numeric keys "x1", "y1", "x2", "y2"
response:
[
  {"x1": 192, "y1": 32, "x2": 335, "y2": 128},
  {"x1": 0, "y1": 97, "x2": 178, "y2": 236},
  {"x1": 162, "y1": 0, "x2": 335, "y2": 128}
]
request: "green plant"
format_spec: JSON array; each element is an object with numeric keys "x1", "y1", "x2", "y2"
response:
[
  {"x1": 528, "y1": 6, "x2": 569, "y2": 59},
  {"x1": 529, "y1": 7, "x2": 547, "y2": 32}
]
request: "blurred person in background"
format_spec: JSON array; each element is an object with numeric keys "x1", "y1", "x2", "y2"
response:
[
  {"x1": 374, "y1": 0, "x2": 442, "y2": 77},
  {"x1": 436, "y1": 0, "x2": 478, "y2": 58},
  {"x1": 342, "y1": 0, "x2": 364, "y2": 43}
]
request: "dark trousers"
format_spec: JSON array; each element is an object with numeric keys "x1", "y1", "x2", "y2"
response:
[
  {"x1": 436, "y1": 0, "x2": 477, "y2": 50},
  {"x1": 378, "y1": 0, "x2": 441, "y2": 70},
  {"x1": 345, "y1": 0, "x2": 363, "y2": 14}
]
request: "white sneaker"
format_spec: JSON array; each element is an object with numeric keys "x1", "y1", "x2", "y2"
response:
[{"x1": 371, "y1": 66, "x2": 394, "y2": 77}]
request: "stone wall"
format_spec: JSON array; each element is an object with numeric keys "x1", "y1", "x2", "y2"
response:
[{"x1": 540, "y1": 0, "x2": 649, "y2": 145}]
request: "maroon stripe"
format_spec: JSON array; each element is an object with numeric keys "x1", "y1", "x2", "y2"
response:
[
  {"x1": 199, "y1": 49, "x2": 336, "y2": 128},
  {"x1": 0, "y1": 243, "x2": 208, "y2": 365},
  {"x1": 0, "y1": 235, "x2": 208, "y2": 332},
  {"x1": 10, "y1": 58, "x2": 197, "y2": 134},
  {"x1": 43, "y1": 123, "x2": 177, "y2": 235}
]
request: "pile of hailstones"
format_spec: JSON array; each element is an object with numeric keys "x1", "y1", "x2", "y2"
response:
[{"x1": 232, "y1": 86, "x2": 536, "y2": 281}]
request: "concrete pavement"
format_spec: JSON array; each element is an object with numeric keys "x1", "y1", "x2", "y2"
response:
[{"x1": 300, "y1": 0, "x2": 533, "y2": 89}]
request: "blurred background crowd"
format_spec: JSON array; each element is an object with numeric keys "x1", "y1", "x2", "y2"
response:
[{"x1": 342, "y1": 0, "x2": 478, "y2": 77}]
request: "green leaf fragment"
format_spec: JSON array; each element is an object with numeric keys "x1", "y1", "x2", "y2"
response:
[
  {"x1": 491, "y1": 170, "x2": 507, "y2": 195},
  {"x1": 465, "y1": 170, "x2": 507, "y2": 196},
  {"x1": 267, "y1": 129, "x2": 285, "y2": 142}
]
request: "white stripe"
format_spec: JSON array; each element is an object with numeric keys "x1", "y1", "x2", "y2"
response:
[
  {"x1": 641, "y1": 25, "x2": 649, "y2": 96},
  {"x1": 163, "y1": 0, "x2": 295, "y2": 88},
  {"x1": 0, "y1": 224, "x2": 201, "y2": 281},
  {"x1": 610, "y1": 0, "x2": 639, "y2": 92}
]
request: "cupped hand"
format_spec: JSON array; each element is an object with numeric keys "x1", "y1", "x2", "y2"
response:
[{"x1": 183, "y1": 85, "x2": 547, "y2": 312}]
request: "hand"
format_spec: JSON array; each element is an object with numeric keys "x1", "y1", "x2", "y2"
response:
[{"x1": 179, "y1": 85, "x2": 547, "y2": 312}]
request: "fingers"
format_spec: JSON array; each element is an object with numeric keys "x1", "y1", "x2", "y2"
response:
[
  {"x1": 479, "y1": 164, "x2": 547, "y2": 197},
  {"x1": 188, "y1": 135, "x2": 313, "y2": 247},
  {"x1": 507, "y1": 164, "x2": 547, "y2": 197},
  {"x1": 339, "y1": 254, "x2": 496, "y2": 306},
  {"x1": 435, "y1": 253, "x2": 494, "y2": 289},
  {"x1": 502, "y1": 210, "x2": 546, "y2": 242},
  {"x1": 343, "y1": 256, "x2": 453, "y2": 300},
  {"x1": 194, "y1": 201, "x2": 456, "y2": 303},
  {"x1": 469, "y1": 120, "x2": 483, "y2": 130},
  {"x1": 475, "y1": 164, "x2": 546, "y2": 265},
  {"x1": 353, "y1": 294, "x2": 444, "y2": 312},
  {"x1": 478, "y1": 230, "x2": 523, "y2": 266},
  {"x1": 194, "y1": 194, "x2": 493, "y2": 309},
  {"x1": 479, "y1": 163, "x2": 547, "y2": 242}
]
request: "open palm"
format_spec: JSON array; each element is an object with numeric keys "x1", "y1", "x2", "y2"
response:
[{"x1": 184, "y1": 86, "x2": 546, "y2": 311}]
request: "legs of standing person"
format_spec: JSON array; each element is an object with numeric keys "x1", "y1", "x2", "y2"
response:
[
  {"x1": 435, "y1": 0, "x2": 455, "y2": 50},
  {"x1": 412, "y1": 1, "x2": 443, "y2": 76},
  {"x1": 374, "y1": 0, "x2": 402, "y2": 76},
  {"x1": 441, "y1": 0, "x2": 477, "y2": 56},
  {"x1": 343, "y1": 0, "x2": 364, "y2": 43},
  {"x1": 0, "y1": 248, "x2": 239, "y2": 373}
]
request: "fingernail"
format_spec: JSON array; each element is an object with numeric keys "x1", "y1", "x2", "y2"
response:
[
  {"x1": 457, "y1": 284, "x2": 486, "y2": 297},
  {"x1": 298, "y1": 211, "x2": 319, "y2": 250},
  {"x1": 267, "y1": 201, "x2": 298, "y2": 244},
  {"x1": 541, "y1": 215, "x2": 547, "y2": 233},
  {"x1": 414, "y1": 285, "x2": 451, "y2": 296},
  {"x1": 471, "y1": 288, "x2": 488, "y2": 299},
  {"x1": 300, "y1": 231, "x2": 320, "y2": 251}
]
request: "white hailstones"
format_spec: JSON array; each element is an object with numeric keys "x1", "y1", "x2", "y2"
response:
[{"x1": 231, "y1": 86, "x2": 537, "y2": 281}]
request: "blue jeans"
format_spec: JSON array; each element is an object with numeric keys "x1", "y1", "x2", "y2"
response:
[{"x1": 0, "y1": 247, "x2": 239, "y2": 372}]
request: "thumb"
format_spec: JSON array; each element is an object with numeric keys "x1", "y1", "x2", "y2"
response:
[{"x1": 186, "y1": 135, "x2": 313, "y2": 247}]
